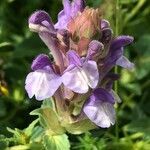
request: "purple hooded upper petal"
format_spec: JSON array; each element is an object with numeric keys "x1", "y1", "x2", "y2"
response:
[
  {"x1": 28, "y1": 10, "x2": 55, "y2": 32},
  {"x1": 55, "y1": 0, "x2": 86, "y2": 30},
  {"x1": 110, "y1": 35, "x2": 134, "y2": 50},
  {"x1": 100, "y1": 36, "x2": 134, "y2": 76},
  {"x1": 109, "y1": 35, "x2": 133, "y2": 64},
  {"x1": 83, "y1": 88, "x2": 115, "y2": 128},
  {"x1": 31, "y1": 54, "x2": 52, "y2": 71}
]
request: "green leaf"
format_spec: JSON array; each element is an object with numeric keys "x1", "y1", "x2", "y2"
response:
[
  {"x1": 0, "y1": 135, "x2": 9, "y2": 150},
  {"x1": 30, "y1": 107, "x2": 65, "y2": 135},
  {"x1": 124, "y1": 83, "x2": 142, "y2": 95},
  {"x1": 0, "y1": 100, "x2": 7, "y2": 117},
  {"x1": 30, "y1": 126, "x2": 44, "y2": 143},
  {"x1": 7, "y1": 127, "x2": 28, "y2": 144},
  {"x1": 123, "y1": 118, "x2": 150, "y2": 138},
  {"x1": 9, "y1": 144, "x2": 44, "y2": 150},
  {"x1": 133, "y1": 34, "x2": 150, "y2": 79},
  {"x1": 134, "y1": 34, "x2": 150, "y2": 56},
  {"x1": 13, "y1": 35, "x2": 47, "y2": 58},
  {"x1": 24, "y1": 119, "x2": 39, "y2": 137},
  {"x1": 0, "y1": 42, "x2": 14, "y2": 52},
  {"x1": 120, "y1": 0, "x2": 137, "y2": 4},
  {"x1": 43, "y1": 134, "x2": 70, "y2": 150},
  {"x1": 135, "y1": 57, "x2": 150, "y2": 79}
]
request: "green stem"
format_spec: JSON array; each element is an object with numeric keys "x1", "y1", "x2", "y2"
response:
[
  {"x1": 115, "y1": 0, "x2": 119, "y2": 36},
  {"x1": 124, "y1": 0, "x2": 146, "y2": 24},
  {"x1": 114, "y1": 0, "x2": 120, "y2": 142}
]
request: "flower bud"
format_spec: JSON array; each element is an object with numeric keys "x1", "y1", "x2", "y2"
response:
[
  {"x1": 68, "y1": 7, "x2": 101, "y2": 39},
  {"x1": 87, "y1": 40, "x2": 104, "y2": 60},
  {"x1": 28, "y1": 10, "x2": 55, "y2": 32}
]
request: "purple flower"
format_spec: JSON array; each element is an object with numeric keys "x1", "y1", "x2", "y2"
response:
[
  {"x1": 25, "y1": 0, "x2": 135, "y2": 133},
  {"x1": 83, "y1": 88, "x2": 115, "y2": 128},
  {"x1": 28, "y1": 11, "x2": 65, "y2": 72},
  {"x1": 55, "y1": 0, "x2": 85, "y2": 29},
  {"x1": 100, "y1": 36, "x2": 134, "y2": 77},
  {"x1": 62, "y1": 50, "x2": 99, "y2": 93},
  {"x1": 25, "y1": 54, "x2": 62, "y2": 100}
]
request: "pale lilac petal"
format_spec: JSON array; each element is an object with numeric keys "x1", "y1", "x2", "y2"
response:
[
  {"x1": 55, "y1": 0, "x2": 71, "y2": 30},
  {"x1": 25, "y1": 72, "x2": 36, "y2": 99},
  {"x1": 82, "y1": 60, "x2": 99, "y2": 88},
  {"x1": 83, "y1": 88, "x2": 115, "y2": 128},
  {"x1": 25, "y1": 68, "x2": 62, "y2": 100},
  {"x1": 55, "y1": 0, "x2": 85, "y2": 29},
  {"x1": 63, "y1": 0, "x2": 71, "y2": 15},
  {"x1": 116, "y1": 56, "x2": 134, "y2": 70},
  {"x1": 62, "y1": 64, "x2": 89, "y2": 93},
  {"x1": 71, "y1": 0, "x2": 86, "y2": 16},
  {"x1": 54, "y1": 10, "x2": 71, "y2": 30},
  {"x1": 62, "y1": 54, "x2": 99, "y2": 93},
  {"x1": 83, "y1": 102, "x2": 115, "y2": 128},
  {"x1": 67, "y1": 50, "x2": 82, "y2": 66}
]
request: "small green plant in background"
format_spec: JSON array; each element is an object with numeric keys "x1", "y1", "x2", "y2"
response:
[{"x1": 0, "y1": 0, "x2": 150, "y2": 150}]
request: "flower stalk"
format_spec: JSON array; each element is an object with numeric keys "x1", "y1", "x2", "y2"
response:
[{"x1": 25, "y1": 0, "x2": 134, "y2": 135}]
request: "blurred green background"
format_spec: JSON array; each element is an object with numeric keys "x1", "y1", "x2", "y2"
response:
[{"x1": 0, "y1": 0, "x2": 150, "y2": 149}]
